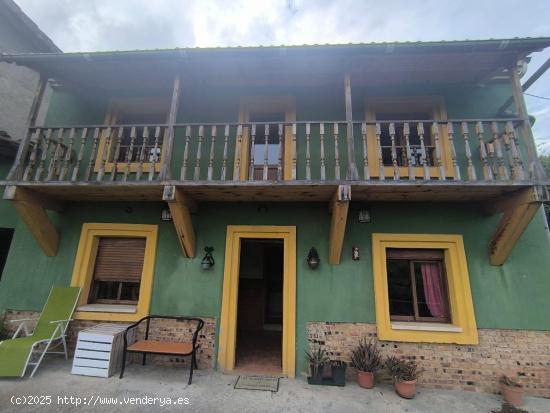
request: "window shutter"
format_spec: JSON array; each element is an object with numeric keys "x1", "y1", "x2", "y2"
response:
[
  {"x1": 93, "y1": 237, "x2": 146, "y2": 283},
  {"x1": 386, "y1": 249, "x2": 444, "y2": 260}
]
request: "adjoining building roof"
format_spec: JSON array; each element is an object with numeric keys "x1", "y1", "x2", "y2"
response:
[{"x1": 0, "y1": 0, "x2": 60, "y2": 53}]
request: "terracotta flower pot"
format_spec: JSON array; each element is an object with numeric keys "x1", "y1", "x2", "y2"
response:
[
  {"x1": 394, "y1": 380, "x2": 417, "y2": 399},
  {"x1": 357, "y1": 371, "x2": 375, "y2": 389},
  {"x1": 501, "y1": 384, "x2": 524, "y2": 407}
]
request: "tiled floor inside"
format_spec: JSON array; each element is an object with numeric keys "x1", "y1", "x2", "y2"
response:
[{"x1": 235, "y1": 329, "x2": 282, "y2": 375}]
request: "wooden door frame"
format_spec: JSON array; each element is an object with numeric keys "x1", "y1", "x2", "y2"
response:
[{"x1": 218, "y1": 225, "x2": 296, "y2": 377}]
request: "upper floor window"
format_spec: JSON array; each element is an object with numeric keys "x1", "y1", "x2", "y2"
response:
[
  {"x1": 95, "y1": 97, "x2": 169, "y2": 174},
  {"x1": 365, "y1": 96, "x2": 454, "y2": 179},
  {"x1": 237, "y1": 96, "x2": 296, "y2": 181},
  {"x1": 377, "y1": 112, "x2": 435, "y2": 167},
  {"x1": 249, "y1": 112, "x2": 285, "y2": 180}
]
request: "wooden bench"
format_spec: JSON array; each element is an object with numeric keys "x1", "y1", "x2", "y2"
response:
[{"x1": 119, "y1": 315, "x2": 204, "y2": 384}]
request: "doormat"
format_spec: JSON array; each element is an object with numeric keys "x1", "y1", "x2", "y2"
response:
[{"x1": 234, "y1": 375, "x2": 280, "y2": 392}]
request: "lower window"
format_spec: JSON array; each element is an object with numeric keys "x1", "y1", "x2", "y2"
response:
[
  {"x1": 372, "y1": 233, "x2": 478, "y2": 344},
  {"x1": 387, "y1": 249, "x2": 450, "y2": 323},
  {"x1": 70, "y1": 223, "x2": 158, "y2": 321},
  {"x1": 88, "y1": 237, "x2": 145, "y2": 305}
]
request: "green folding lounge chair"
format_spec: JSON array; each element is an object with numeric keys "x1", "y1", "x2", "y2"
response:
[{"x1": 0, "y1": 286, "x2": 80, "y2": 378}]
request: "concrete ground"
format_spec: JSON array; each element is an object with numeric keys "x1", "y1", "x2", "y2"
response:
[{"x1": 0, "y1": 358, "x2": 548, "y2": 413}]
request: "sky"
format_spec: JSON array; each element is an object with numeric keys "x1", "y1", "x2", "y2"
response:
[{"x1": 14, "y1": 0, "x2": 550, "y2": 153}]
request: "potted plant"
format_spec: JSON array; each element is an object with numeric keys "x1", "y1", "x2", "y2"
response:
[
  {"x1": 330, "y1": 360, "x2": 347, "y2": 386},
  {"x1": 385, "y1": 356, "x2": 421, "y2": 399},
  {"x1": 350, "y1": 338, "x2": 382, "y2": 389},
  {"x1": 305, "y1": 345, "x2": 329, "y2": 385},
  {"x1": 500, "y1": 375, "x2": 524, "y2": 407}
]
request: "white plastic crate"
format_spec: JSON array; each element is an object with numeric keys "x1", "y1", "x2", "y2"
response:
[{"x1": 71, "y1": 323, "x2": 136, "y2": 378}]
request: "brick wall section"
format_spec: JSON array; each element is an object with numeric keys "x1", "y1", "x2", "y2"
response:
[
  {"x1": 307, "y1": 322, "x2": 550, "y2": 397},
  {"x1": 2, "y1": 310, "x2": 216, "y2": 369}
]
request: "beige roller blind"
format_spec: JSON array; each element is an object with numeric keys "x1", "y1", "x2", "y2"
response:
[{"x1": 93, "y1": 237, "x2": 146, "y2": 283}]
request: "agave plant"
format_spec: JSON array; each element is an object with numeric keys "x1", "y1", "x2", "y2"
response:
[
  {"x1": 385, "y1": 356, "x2": 422, "y2": 382},
  {"x1": 305, "y1": 344, "x2": 329, "y2": 375},
  {"x1": 350, "y1": 338, "x2": 382, "y2": 373}
]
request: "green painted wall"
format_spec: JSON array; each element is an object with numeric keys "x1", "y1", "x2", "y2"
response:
[{"x1": 1, "y1": 201, "x2": 549, "y2": 374}]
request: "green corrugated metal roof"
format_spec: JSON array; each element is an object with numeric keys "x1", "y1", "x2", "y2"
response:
[{"x1": 2, "y1": 37, "x2": 550, "y2": 60}]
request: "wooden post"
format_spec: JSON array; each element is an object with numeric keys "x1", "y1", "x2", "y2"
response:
[
  {"x1": 328, "y1": 185, "x2": 351, "y2": 265},
  {"x1": 488, "y1": 186, "x2": 547, "y2": 265},
  {"x1": 418, "y1": 122, "x2": 430, "y2": 180},
  {"x1": 476, "y1": 122, "x2": 493, "y2": 181},
  {"x1": 207, "y1": 125, "x2": 217, "y2": 181},
  {"x1": 71, "y1": 128, "x2": 88, "y2": 182},
  {"x1": 447, "y1": 122, "x2": 461, "y2": 180},
  {"x1": 344, "y1": 73, "x2": 359, "y2": 180},
  {"x1": 180, "y1": 125, "x2": 191, "y2": 181},
  {"x1": 160, "y1": 74, "x2": 181, "y2": 180},
  {"x1": 162, "y1": 185, "x2": 196, "y2": 258},
  {"x1": 249, "y1": 124, "x2": 256, "y2": 181},
  {"x1": 403, "y1": 123, "x2": 414, "y2": 180},
  {"x1": 491, "y1": 122, "x2": 508, "y2": 181},
  {"x1": 333, "y1": 123, "x2": 341, "y2": 180},
  {"x1": 389, "y1": 123, "x2": 399, "y2": 180},
  {"x1": 376, "y1": 123, "x2": 385, "y2": 180},
  {"x1": 320, "y1": 123, "x2": 326, "y2": 180},
  {"x1": 461, "y1": 122, "x2": 477, "y2": 181},
  {"x1": 7, "y1": 77, "x2": 48, "y2": 181},
  {"x1": 3, "y1": 186, "x2": 62, "y2": 256},
  {"x1": 136, "y1": 127, "x2": 149, "y2": 181},
  {"x1": 305, "y1": 123, "x2": 311, "y2": 180},
  {"x1": 220, "y1": 125, "x2": 229, "y2": 181},
  {"x1": 194, "y1": 125, "x2": 204, "y2": 181},
  {"x1": 510, "y1": 69, "x2": 544, "y2": 179},
  {"x1": 432, "y1": 122, "x2": 446, "y2": 180},
  {"x1": 361, "y1": 122, "x2": 369, "y2": 180}
]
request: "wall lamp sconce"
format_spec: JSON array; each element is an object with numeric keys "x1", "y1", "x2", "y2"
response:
[
  {"x1": 358, "y1": 208, "x2": 371, "y2": 223},
  {"x1": 306, "y1": 247, "x2": 320, "y2": 270},
  {"x1": 201, "y1": 246, "x2": 215, "y2": 270},
  {"x1": 161, "y1": 207, "x2": 172, "y2": 221},
  {"x1": 352, "y1": 246, "x2": 360, "y2": 261}
]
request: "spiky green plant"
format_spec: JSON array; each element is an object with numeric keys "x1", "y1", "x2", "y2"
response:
[{"x1": 350, "y1": 338, "x2": 382, "y2": 373}]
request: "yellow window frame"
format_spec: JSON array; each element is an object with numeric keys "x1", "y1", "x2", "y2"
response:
[
  {"x1": 70, "y1": 223, "x2": 158, "y2": 322},
  {"x1": 372, "y1": 233, "x2": 478, "y2": 344},
  {"x1": 94, "y1": 97, "x2": 169, "y2": 174},
  {"x1": 234, "y1": 96, "x2": 296, "y2": 181},
  {"x1": 364, "y1": 96, "x2": 455, "y2": 179}
]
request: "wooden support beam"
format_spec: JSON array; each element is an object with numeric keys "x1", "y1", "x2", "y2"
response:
[
  {"x1": 3, "y1": 186, "x2": 59, "y2": 256},
  {"x1": 328, "y1": 185, "x2": 351, "y2": 265},
  {"x1": 162, "y1": 185, "x2": 196, "y2": 257},
  {"x1": 488, "y1": 186, "x2": 547, "y2": 266}
]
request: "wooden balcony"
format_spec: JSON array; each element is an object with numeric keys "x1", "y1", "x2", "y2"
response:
[{"x1": 2, "y1": 117, "x2": 545, "y2": 203}]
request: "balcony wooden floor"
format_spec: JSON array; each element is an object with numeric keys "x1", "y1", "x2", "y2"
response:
[{"x1": 3, "y1": 180, "x2": 539, "y2": 203}]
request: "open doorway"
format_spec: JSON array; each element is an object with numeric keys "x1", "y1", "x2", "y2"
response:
[{"x1": 235, "y1": 238, "x2": 283, "y2": 374}]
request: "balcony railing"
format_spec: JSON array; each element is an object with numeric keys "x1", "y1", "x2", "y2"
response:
[{"x1": 10, "y1": 118, "x2": 533, "y2": 184}]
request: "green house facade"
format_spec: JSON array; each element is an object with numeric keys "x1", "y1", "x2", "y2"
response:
[{"x1": 1, "y1": 38, "x2": 549, "y2": 395}]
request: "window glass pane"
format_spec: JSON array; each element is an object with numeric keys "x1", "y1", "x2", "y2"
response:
[
  {"x1": 387, "y1": 259, "x2": 414, "y2": 317},
  {"x1": 95, "y1": 281, "x2": 119, "y2": 301},
  {"x1": 120, "y1": 282, "x2": 140, "y2": 302}
]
